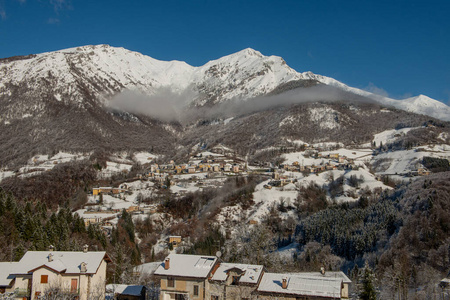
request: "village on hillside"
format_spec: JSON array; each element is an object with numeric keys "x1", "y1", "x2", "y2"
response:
[{"x1": 1, "y1": 127, "x2": 449, "y2": 300}]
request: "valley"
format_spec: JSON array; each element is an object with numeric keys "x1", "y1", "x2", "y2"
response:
[{"x1": 0, "y1": 45, "x2": 449, "y2": 299}]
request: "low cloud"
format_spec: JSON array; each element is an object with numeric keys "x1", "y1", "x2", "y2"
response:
[
  {"x1": 107, "y1": 88, "x2": 197, "y2": 123},
  {"x1": 108, "y1": 84, "x2": 377, "y2": 124}
]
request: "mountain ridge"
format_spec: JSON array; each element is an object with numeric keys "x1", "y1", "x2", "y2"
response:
[{"x1": 1, "y1": 44, "x2": 449, "y2": 121}]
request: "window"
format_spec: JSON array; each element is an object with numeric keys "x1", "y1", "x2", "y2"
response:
[
  {"x1": 71, "y1": 279, "x2": 78, "y2": 293},
  {"x1": 211, "y1": 296, "x2": 219, "y2": 300},
  {"x1": 231, "y1": 276, "x2": 240, "y2": 285},
  {"x1": 193, "y1": 285, "x2": 199, "y2": 296},
  {"x1": 167, "y1": 277, "x2": 175, "y2": 287},
  {"x1": 175, "y1": 294, "x2": 186, "y2": 300},
  {"x1": 40, "y1": 275, "x2": 48, "y2": 284}
]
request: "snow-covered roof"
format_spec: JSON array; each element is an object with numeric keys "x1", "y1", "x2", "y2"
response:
[
  {"x1": 0, "y1": 262, "x2": 19, "y2": 286},
  {"x1": 292, "y1": 271, "x2": 351, "y2": 284},
  {"x1": 210, "y1": 262, "x2": 264, "y2": 284},
  {"x1": 441, "y1": 278, "x2": 450, "y2": 284},
  {"x1": 10, "y1": 251, "x2": 110, "y2": 275},
  {"x1": 154, "y1": 254, "x2": 218, "y2": 279},
  {"x1": 106, "y1": 284, "x2": 145, "y2": 296},
  {"x1": 257, "y1": 272, "x2": 342, "y2": 299}
]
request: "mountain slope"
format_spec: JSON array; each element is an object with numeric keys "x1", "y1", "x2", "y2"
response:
[{"x1": 0, "y1": 45, "x2": 449, "y2": 166}]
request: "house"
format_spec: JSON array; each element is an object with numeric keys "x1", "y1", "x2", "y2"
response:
[
  {"x1": 93, "y1": 187, "x2": 113, "y2": 195},
  {"x1": 209, "y1": 263, "x2": 265, "y2": 300},
  {"x1": 106, "y1": 284, "x2": 147, "y2": 300},
  {"x1": 418, "y1": 167, "x2": 431, "y2": 176},
  {"x1": 0, "y1": 262, "x2": 19, "y2": 294},
  {"x1": 0, "y1": 246, "x2": 111, "y2": 300},
  {"x1": 93, "y1": 187, "x2": 125, "y2": 195},
  {"x1": 440, "y1": 277, "x2": 450, "y2": 299},
  {"x1": 329, "y1": 153, "x2": 339, "y2": 160},
  {"x1": 154, "y1": 254, "x2": 219, "y2": 300},
  {"x1": 256, "y1": 272, "x2": 344, "y2": 299},
  {"x1": 291, "y1": 271, "x2": 351, "y2": 298},
  {"x1": 168, "y1": 236, "x2": 182, "y2": 249}
]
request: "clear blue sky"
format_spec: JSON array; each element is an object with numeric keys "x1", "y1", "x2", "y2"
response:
[{"x1": 1, "y1": 0, "x2": 449, "y2": 104}]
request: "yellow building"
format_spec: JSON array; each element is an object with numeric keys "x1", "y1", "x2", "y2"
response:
[
  {"x1": 168, "y1": 236, "x2": 182, "y2": 248},
  {"x1": 155, "y1": 254, "x2": 218, "y2": 300}
]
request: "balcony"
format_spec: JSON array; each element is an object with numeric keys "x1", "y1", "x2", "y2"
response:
[{"x1": 14, "y1": 288, "x2": 30, "y2": 297}]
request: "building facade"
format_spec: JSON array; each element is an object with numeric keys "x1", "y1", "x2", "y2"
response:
[
  {"x1": 155, "y1": 254, "x2": 350, "y2": 300},
  {"x1": 0, "y1": 246, "x2": 111, "y2": 300}
]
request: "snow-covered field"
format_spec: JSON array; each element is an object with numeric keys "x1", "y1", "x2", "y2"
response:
[
  {"x1": 249, "y1": 179, "x2": 298, "y2": 221},
  {"x1": 133, "y1": 152, "x2": 158, "y2": 165},
  {"x1": 371, "y1": 147, "x2": 450, "y2": 175},
  {"x1": 373, "y1": 127, "x2": 421, "y2": 147},
  {"x1": 0, "y1": 151, "x2": 90, "y2": 182}
]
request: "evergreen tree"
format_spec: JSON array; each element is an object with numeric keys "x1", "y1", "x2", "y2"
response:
[
  {"x1": 360, "y1": 262, "x2": 377, "y2": 300},
  {"x1": 0, "y1": 197, "x2": 5, "y2": 216},
  {"x1": 14, "y1": 243, "x2": 25, "y2": 261}
]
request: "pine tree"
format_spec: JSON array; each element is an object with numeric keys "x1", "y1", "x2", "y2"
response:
[{"x1": 360, "y1": 262, "x2": 377, "y2": 300}]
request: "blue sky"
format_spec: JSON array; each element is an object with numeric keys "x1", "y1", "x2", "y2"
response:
[{"x1": 1, "y1": 0, "x2": 449, "y2": 104}]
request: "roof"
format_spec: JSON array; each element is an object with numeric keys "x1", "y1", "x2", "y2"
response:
[
  {"x1": 210, "y1": 262, "x2": 264, "y2": 284},
  {"x1": 10, "y1": 251, "x2": 110, "y2": 275},
  {"x1": 441, "y1": 278, "x2": 450, "y2": 284},
  {"x1": 154, "y1": 254, "x2": 218, "y2": 279},
  {"x1": 292, "y1": 271, "x2": 352, "y2": 284},
  {"x1": 257, "y1": 272, "x2": 342, "y2": 299},
  {"x1": 0, "y1": 262, "x2": 19, "y2": 287},
  {"x1": 106, "y1": 284, "x2": 145, "y2": 296}
]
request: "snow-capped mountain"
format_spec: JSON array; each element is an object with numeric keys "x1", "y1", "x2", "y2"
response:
[
  {"x1": 0, "y1": 44, "x2": 449, "y2": 167},
  {"x1": 1, "y1": 44, "x2": 448, "y2": 121}
]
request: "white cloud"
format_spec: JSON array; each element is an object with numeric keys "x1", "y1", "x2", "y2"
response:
[
  {"x1": 47, "y1": 17, "x2": 60, "y2": 24},
  {"x1": 50, "y1": 0, "x2": 70, "y2": 12},
  {"x1": 364, "y1": 82, "x2": 389, "y2": 97}
]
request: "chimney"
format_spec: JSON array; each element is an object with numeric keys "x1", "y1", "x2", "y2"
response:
[
  {"x1": 80, "y1": 262, "x2": 87, "y2": 273},
  {"x1": 320, "y1": 266, "x2": 325, "y2": 276},
  {"x1": 164, "y1": 258, "x2": 170, "y2": 270},
  {"x1": 48, "y1": 253, "x2": 53, "y2": 262},
  {"x1": 282, "y1": 277, "x2": 288, "y2": 289},
  {"x1": 83, "y1": 244, "x2": 89, "y2": 253},
  {"x1": 49, "y1": 245, "x2": 54, "y2": 252}
]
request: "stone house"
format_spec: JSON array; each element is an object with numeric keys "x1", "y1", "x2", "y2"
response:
[
  {"x1": 155, "y1": 254, "x2": 351, "y2": 300},
  {"x1": 154, "y1": 254, "x2": 219, "y2": 300},
  {"x1": 209, "y1": 263, "x2": 265, "y2": 300}
]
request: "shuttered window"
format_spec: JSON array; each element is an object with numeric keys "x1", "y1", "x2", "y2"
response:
[{"x1": 41, "y1": 275, "x2": 48, "y2": 284}]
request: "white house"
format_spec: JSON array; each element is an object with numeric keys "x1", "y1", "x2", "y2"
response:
[{"x1": 0, "y1": 246, "x2": 111, "y2": 300}]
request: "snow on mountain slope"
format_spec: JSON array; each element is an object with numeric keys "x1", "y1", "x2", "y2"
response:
[
  {"x1": 302, "y1": 72, "x2": 450, "y2": 121},
  {"x1": 1, "y1": 44, "x2": 449, "y2": 121},
  {"x1": 191, "y1": 48, "x2": 303, "y2": 104}
]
